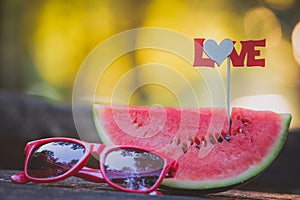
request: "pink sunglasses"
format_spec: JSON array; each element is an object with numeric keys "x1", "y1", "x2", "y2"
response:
[{"x1": 11, "y1": 137, "x2": 178, "y2": 194}]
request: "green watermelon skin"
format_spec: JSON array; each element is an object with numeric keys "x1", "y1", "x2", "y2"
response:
[{"x1": 93, "y1": 105, "x2": 291, "y2": 190}]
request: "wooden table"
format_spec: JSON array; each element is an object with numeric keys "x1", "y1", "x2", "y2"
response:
[{"x1": 1, "y1": 170, "x2": 299, "y2": 200}]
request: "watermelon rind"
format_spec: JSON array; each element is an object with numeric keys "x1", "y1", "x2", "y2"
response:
[
  {"x1": 93, "y1": 104, "x2": 292, "y2": 190},
  {"x1": 93, "y1": 104, "x2": 115, "y2": 145}
]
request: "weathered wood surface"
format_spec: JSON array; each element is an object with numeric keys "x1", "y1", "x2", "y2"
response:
[{"x1": 1, "y1": 170, "x2": 300, "y2": 200}]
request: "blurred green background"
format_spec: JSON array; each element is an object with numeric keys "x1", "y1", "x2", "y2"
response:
[{"x1": 1, "y1": 0, "x2": 300, "y2": 128}]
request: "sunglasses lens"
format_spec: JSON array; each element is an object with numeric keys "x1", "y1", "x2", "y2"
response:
[
  {"x1": 27, "y1": 141, "x2": 85, "y2": 178},
  {"x1": 104, "y1": 148, "x2": 165, "y2": 191}
]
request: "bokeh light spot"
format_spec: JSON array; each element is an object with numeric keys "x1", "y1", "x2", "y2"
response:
[
  {"x1": 292, "y1": 22, "x2": 300, "y2": 65},
  {"x1": 264, "y1": 0, "x2": 295, "y2": 11},
  {"x1": 244, "y1": 7, "x2": 281, "y2": 47}
]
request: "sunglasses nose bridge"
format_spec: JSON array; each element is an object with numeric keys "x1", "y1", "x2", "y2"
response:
[{"x1": 90, "y1": 143, "x2": 105, "y2": 154}]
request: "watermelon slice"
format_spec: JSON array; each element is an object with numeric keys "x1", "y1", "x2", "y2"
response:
[{"x1": 93, "y1": 105, "x2": 291, "y2": 190}]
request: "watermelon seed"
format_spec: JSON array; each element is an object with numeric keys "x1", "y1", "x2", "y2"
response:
[
  {"x1": 182, "y1": 143, "x2": 188, "y2": 154},
  {"x1": 143, "y1": 131, "x2": 148, "y2": 137},
  {"x1": 176, "y1": 138, "x2": 181, "y2": 145},
  {"x1": 208, "y1": 137, "x2": 216, "y2": 145},
  {"x1": 194, "y1": 137, "x2": 201, "y2": 145},
  {"x1": 221, "y1": 130, "x2": 227, "y2": 137},
  {"x1": 202, "y1": 139, "x2": 207, "y2": 147},
  {"x1": 132, "y1": 117, "x2": 138, "y2": 124},
  {"x1": 217, "y1": 136, "x2": 223, "y2": 143},
  {"x1": 237, "y1": 127, "x2": 243, "y2": 134},
  {"x1": 195, "y1": 144, "x2": 200, "y2": 149},
  {"x1": 241, "y1": 118, "x2": 249, "y2": 126}
]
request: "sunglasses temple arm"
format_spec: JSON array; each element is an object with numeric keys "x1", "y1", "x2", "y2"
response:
[{"x1": 74, "y1": 166, "x2": 105, "y2": 183}]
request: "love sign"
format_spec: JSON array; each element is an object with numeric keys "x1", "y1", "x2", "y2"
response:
[
  {"x1": 203, "y1": 39, "x2": 234, "y2": 66},
  {"x1": 193, "y1": 38, "x2": 266, "y2": 67}
]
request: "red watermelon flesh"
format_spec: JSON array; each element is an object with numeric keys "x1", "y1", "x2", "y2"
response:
[{"x1": 93, "y1": 105, "x2": 291, "y2": 190}]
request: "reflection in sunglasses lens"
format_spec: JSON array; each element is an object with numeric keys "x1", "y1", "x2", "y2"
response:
[
  {"x1": 104, "y1": 148, "x2": 164, "y2": 191},
  {"x1": 27, "y1": 141, "x2": 85, "y2": 178}
]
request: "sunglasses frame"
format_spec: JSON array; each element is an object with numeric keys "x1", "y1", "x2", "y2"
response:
[{"x1": 11, "y1": 137, "x2": 178, "y2": 194}]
